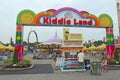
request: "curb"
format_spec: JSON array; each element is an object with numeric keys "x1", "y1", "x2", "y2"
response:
[
  {"x1": 0, "y1": 64, "x2": 34, "y2": 71},
  {"x1": 108, "y1": 65, "x2": 120, "y2": 67}
]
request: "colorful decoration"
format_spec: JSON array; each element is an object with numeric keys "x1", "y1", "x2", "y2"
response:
[
  {"x1": 15, "y1": 7, "x2": 114, "y2": 61},
  {"x1": 16, "y1": 7, "x2": 113, "y2": 27},
  {"x1": 33, "y1": 12, "x2": 53, "y2": 25},
  {"x1": 83, "y1": 14, "x2": 101, "y2": 27},
  {"x1": 106, "y1": 27, "x2": 115, "y2": 60},
  {"x1": 17, "y1": 10, "x2": 36, "y2": 24},
  {"x1": 106, "y1": 28, "x2": 114, "y2": 44},
  {"x1": 106, "y1": 45, "x2": 115, "y2": 60},
  {"x1": 14, "y1": 44, "x2": 23, "y2": 61},
  {"x1": 98, "y1": 14, "x2": 113, "y2": 27}
]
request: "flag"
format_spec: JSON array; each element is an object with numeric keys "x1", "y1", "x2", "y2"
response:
[{"x1": 10, "y1": 37, "x2": 12, "y2": 44}]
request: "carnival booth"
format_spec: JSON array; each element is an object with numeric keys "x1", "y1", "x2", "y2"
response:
[{"x1": 61, "y1": 28, "x2": 84, "y2": 71}]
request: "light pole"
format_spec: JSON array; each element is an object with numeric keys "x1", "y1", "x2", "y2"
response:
[{"x1": 116, "y1": 0, "x2": 120, "y2": 36}]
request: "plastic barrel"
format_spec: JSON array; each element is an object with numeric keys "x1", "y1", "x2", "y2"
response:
[{"x1": 84, "y1": 59, "x2": 90, "y2": 70}]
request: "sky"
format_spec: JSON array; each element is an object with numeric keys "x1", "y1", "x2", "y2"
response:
[{"x1": 0, "y1": 0, "x2": 119, "y2": 43}]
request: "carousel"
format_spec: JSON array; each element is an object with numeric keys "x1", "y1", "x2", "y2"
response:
[{"x1": 37, "y1": 31, "x2": 62, "y2": 58}]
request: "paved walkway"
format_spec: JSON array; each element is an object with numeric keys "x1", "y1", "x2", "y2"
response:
[
  {"x1": 0, "y1": 67, "x2": 120, "y2": 80},
  {"x1": 0, "y1": 54, "x2": 120, "y2": 80}
]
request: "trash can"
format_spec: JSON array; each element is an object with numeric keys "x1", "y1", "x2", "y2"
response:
[
  {"x1": 90, "y1": 62, "x2": 101, "y2": 75},
  {"x1": 84, "y1": 59, "x2": 90, "y2": 70}
]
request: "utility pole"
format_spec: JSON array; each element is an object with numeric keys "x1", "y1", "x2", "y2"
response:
[{"x1": 117, "y1": 1, "x2": 120, "y2": 36}]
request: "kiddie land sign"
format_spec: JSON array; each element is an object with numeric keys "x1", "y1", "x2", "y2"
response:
[
  {"x1": 17, "y1": 7, "x2": 113, "y2": 28},
  {"x1": 39, "y1": 9, "x2": 95, "y2": 27},
  {"x1": 16, "y1": 7, "x2": 114, "y2": 61}
]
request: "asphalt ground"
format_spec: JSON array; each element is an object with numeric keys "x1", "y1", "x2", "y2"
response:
[
  {"x1": 0, "y1": 54, "x2": 120, "y2": 80},
  {"x1": 0, "y1": 64, "x2": 53, "y2": 75}
]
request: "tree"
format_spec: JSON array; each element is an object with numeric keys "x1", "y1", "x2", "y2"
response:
[
  {"x1": 93, "y1": 40, "x2": 103, "y2": 46},
  {"x1": 114, "y1": 51, "x2": 119, "y2": 62},
  {"x1": 23, "y1": 41, "x2": 28, "y2": 45},
  {"x1": 13, "y1": 50, "x2": 19, "y2": 64}
]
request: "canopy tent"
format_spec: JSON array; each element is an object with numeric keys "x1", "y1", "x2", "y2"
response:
[
  {"x1": 0, "y1": 43, "x2": 6, "y2": 50},
  {"x1": 82, "y1": 46, "x2": 88, "y2": 51},
  {"x1": 88, "y1": 45, "x2": 98, "y2": 50},
  {"x1": 97, "y1": 43, "x2": 106, "y2": 50},
  {"x1": 6, "y1": 44, "x2": 14, "y2": 51},
  {"x1": 6, "y1": 44, "x2": 28, "y2": 52}
]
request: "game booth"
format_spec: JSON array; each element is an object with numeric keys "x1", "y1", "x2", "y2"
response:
[{"x1": 60, "y1": 28, "x2": 84, "y2": 71}]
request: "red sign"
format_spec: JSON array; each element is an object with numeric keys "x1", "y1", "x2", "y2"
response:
[{"x1": 41, "y1": 17, "x2": 94, "y2": 26}]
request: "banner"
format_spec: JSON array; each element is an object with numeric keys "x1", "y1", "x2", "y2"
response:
[
  {"x1": 63, "y1": 28, "x2": 70, "y2": 40},
  {"x1": 70, "y1": 33, "x2": 82, "y2": 40}
]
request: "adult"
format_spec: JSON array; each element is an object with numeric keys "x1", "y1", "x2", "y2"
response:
[
  {"x1": 77, "y1": 50, "x2": 85, "y2": 69},
  {"x1": 52, "y1": 51, "x2": 56, "y2": 61}
]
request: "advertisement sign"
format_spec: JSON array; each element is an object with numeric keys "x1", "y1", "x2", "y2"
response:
[
  {"x1": 63, "y1": 28, "x2": 82, "y2": 40},
  {"x1": 63, "y1": 28, "x2": 70, "y2": 40},
  {"x1": 70, "y1": 33, "x2": 82, "y2": 40}
]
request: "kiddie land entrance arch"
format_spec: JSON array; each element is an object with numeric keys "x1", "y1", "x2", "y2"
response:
[{"x1": 15, "y1": 7, "x2": 115, "y2": 61}]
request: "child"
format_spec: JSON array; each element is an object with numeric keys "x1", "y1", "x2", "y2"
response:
[{"x1": 101, "y1": 56, "x2": 108, "y2": 72}]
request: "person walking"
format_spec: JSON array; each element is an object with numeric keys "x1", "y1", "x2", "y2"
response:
[
  {"x1": 77, "y1": 50, "x2": 85, "y2": 69},
  {"x1": 101, "y1": 55, "x2": 108, "y2": 72}
]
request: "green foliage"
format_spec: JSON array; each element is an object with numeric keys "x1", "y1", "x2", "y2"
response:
[
  {"x1": 83, "y1": 40, "x2": 104, "y2": 47},
  {"x1": 100, "y1": 55, "x2": 104, "y2": 61},
  {"x1": 17, "y1": 61, "x2": 23, "y2": 67},
  {"x1": 11, "y1": 41, "x2": 14, "y2": 46},
  {"x1": 110, "y1": 60, "x2": 117, "y2": 65},
  {"x1": 93, "y1": 40, "x2": 103, "y2": 46},
  {"x1": 114, "y1": 53, "x2": 119, "y2": 62},
  {"x1": 23, "y1": 58, "x2": 31, "y2": 64},
  {"x1": 3, "y1": 59, "x2": 13, "y2": 66},
  {"x1": 17, "y1": 58, "x2": 31, "y2": 67},
  {"x1": 3, "y1": 58, "x2": 31, "y2": 68},
  {"x1": 23, "y1": 41, "x2": 27, "y2": 45},
  {"x1": 12, "y1": 50, "x2": 19, "y2": 64},
  {"x1": 33, "y1": 55, "x2": 37, "y2": 59},
  {"x1": 16, "y1": 59, "x2": 31, "y2": 67},
  {"x1": 109, "y1": 59, "x2": 120, "y2": 65}
]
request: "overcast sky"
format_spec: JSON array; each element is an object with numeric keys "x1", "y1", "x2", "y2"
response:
[{"x1": 0, "y1": 0, "x2": 119, "y2": 43}]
